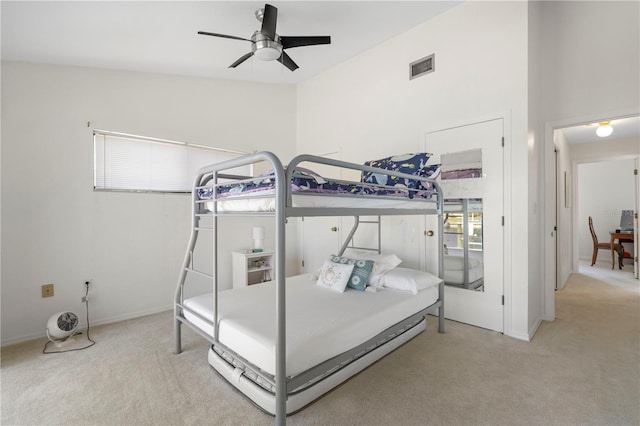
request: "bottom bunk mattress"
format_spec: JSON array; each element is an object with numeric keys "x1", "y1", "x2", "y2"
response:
[
  {"x1": 207, "y1": 316, "x2": 427, "y2": 415},
  {"x1": 182, "y1": 272, "x2": 440, "y2": 378}
]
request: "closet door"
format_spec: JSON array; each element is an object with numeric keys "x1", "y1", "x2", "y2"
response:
[
  {"x1": 424, "y1": 118, "x2": 504, "y2": 332},
  {"x1": 301, "y1": 217, "x2": 342, "y2": 273}
]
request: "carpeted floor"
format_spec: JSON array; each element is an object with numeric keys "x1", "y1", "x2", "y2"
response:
[{"x1": 2, "y1": 264, "x2": 638, "y2": 425}]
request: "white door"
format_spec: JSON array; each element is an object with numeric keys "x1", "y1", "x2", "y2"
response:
[{"x1": 424, "y1": 119, "x2": 504, "y2": 332}]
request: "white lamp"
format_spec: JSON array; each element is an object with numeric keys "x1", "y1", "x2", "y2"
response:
[
  {"x1": 253, "y1": 226, "x2": 265, "y2": 250},
  {"x1": 596, "y1": 121, "x2": 613, "y2": 137}
]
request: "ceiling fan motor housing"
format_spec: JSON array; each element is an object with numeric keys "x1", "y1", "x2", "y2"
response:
[
  {"x1": 251, "y1": 31, "x2": 282, "y2": 61},
  {"x1": 198, "y1": 3, "x2": 330, "y2": 70}
]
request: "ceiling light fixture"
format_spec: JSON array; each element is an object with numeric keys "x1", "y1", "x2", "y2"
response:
[
  {"x1": 595, "y1": 121, "x2": 613, "y2": 137},
  {"x1": 251, "y1": 32, "x2": 282, "y2": 61}
]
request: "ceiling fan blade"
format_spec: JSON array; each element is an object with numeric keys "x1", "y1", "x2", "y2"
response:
[
  {"x1": 261, "y1": 4, "x2": 278, "y2": 40},
  {"x1": 278, "y1": 51, "x2": 299, "y2": 72},
  {"x1": 280, "y1": 36, "x2": 331, "y2": 49},
  {"x1": 229, "y1": 52, "x2": 254, "y2": 68},
  {"x1": 198, "y1": 31, "x2": 251, "y2": 42}
]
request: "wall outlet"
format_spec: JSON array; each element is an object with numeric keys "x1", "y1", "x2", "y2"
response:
[{"x1": 42, "y1": 283, "x2": 54, "y2": 298}]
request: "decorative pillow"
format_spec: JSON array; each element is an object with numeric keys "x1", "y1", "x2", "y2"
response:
[
  {"x1": 316, "y1": 260, "x2": 354, "y2": 293},
  {"x1": 381, "y1": 267, "x2": 443, "y2": 295},
  {"x1": 361, "y1": 153, "x2": 434, "y2": 197},
  {"x1": 342, "y1": 249, "x2": 402, "y2": 287},
  {"x1": 329, "y1": 255, "x2": 374, "y2": 291}
]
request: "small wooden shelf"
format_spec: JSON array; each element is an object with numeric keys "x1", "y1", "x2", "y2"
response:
[{"x1": 232, "y1": 250, "x2": 275, "y2": 289}]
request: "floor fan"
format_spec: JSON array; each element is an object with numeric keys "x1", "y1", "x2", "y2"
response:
[{"x1": 46, "y1": 311, "x2": 79, "y2": 346}]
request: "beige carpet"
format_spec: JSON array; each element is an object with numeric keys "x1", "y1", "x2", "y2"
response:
[{"x1": 2, "y1": 268, "x2": 638, "y2": 425}]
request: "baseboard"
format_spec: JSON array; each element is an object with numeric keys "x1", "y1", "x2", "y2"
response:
[
  {"x1": 1, "y1": 304, "x2": 173, "y2": 347},
  {"x1": 505, "y1": 317, "x2": 542, "y2": 342},
  {"x1": 506, "y1": 329, "x2": 531, "y2": 342},
  {"x1": 527, "y1": 316, "x2": 543, "y2": 340}
]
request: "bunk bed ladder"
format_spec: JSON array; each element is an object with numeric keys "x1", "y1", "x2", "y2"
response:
[
  {"x1": 174, "y1": 177, "x2": 218, "y2": 354},
  {"x1": 338, "y1": 216, "x2": 381, "y2": 255}
]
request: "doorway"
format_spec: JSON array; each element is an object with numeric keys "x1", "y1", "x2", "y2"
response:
[{"x1": 544, "y1": 112, "x2": 640, "y2": 321}]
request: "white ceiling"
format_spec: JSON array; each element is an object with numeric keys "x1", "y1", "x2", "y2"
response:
[
  {"x1": 560, "y1": 116, "x2": 640, "y2": 145},
  {"x1": 1, "y1": 1, "x2": 461, "y2": 85},
  {"x1": 3, "y1": 1, "x2": 638, "y2": 145}
]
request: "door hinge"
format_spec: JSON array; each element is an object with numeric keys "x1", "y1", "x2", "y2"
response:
[
  {"x1": 501, "y1": 216, "x2": 504, "y2": 226},
  {"x1": 501, "y1": 295, "x2": 505, "y2": 305},
  {"x1": 634, "y1": 169, "x2": 638, "y2": 175},
  {"x1": 301, "y1": 260, "x2": 305, "y2": 267},
  {"x1": 554, "y1": 226, "x2": 557, "y2": 231},
  {"x1": 501, "y1": 137, "x2": 504, "y2": 147}
]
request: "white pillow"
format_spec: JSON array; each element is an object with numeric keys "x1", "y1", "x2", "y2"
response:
[
  {"x1": 316, "y1": 259, "x2": 354, "y2": 293},
  {"x1": 381, "y1": 267, "x2": 443, "y2": 295},
  {"x1": 342, "y1": 249, "x2": 402, "y2": 287}
]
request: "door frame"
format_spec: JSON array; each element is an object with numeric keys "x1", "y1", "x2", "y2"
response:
[{"x1": 542, "y1": 107, "x2": 640, "y2": 321}]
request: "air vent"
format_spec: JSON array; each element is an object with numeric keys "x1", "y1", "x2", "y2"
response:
[{"x1": 409, "y1": 54, "x2": 435, "y2": 80}]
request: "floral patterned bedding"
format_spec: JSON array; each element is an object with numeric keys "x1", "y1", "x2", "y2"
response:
[{"x1": 197, "y1": 154, "x2": 440, "y2": 202}]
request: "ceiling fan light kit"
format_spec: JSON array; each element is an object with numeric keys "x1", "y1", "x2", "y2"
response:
[
  {"x1": 252, "y1": 32, "x2": 283, "y2": 61},
  {"x1": 198, "y1": 3, "x2": 331, "y2": 71}
]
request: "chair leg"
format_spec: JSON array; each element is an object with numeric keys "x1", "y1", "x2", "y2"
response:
[{"x1": 591, "y1": 248, "x2": 597, "y2": 266}]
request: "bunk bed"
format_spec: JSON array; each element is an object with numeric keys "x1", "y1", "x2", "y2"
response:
[{"x1": 173, "y1": 152, "x2": 445, "y2": 426}]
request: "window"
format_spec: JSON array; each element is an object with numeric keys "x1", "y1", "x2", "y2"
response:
[{"x1": 93, "y1": 131, "x2": 250, "y2": 192}]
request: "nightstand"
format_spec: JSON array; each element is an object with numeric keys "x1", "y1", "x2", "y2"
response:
[{"x1": 232, "y1": 250, "x2": 275, "y2": 289}]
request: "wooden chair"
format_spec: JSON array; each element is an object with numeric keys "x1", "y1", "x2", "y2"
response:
[{"x1": 589, "y1": 216, "x2": 624, "y2": 269}]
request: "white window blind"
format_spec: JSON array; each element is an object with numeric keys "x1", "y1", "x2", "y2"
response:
[{"x1": 94, "y1": 131, "x2": 249, "y2": 192}]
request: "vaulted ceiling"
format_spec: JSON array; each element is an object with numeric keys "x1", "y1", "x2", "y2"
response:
[{"x1": 1, "y1": 1, "x2": 460, "y2": 84}]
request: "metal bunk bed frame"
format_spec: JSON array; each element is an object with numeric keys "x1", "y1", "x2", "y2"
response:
[{"x1": 174, "y1": 151, "x2": 445, "y2": 426}]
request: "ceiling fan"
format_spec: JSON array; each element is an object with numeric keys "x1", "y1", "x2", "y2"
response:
[{"x1": 198, "y1": 3, "x2": 331, "y2": 71}]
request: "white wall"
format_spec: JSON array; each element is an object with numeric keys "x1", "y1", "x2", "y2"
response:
[
  {"x1": 571, "y1": 137, "x2": 639, "y2": 265},
  {"x1": 297, "y1": 1, "x2": 531, "y2": 338},
  {"x1": 577, "y1": 158, "x2": 636, "y2": 262},
  {"x1": 1, "y1": 62, "x2": 297, "y2": 345},
  {"x1": 527, "y1": 0, "x2": 544, "y2": 336},
  {"x1": 539, "y1": 1, "x2": 640, "y2": 122}
]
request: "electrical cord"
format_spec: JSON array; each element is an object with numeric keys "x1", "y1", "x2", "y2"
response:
[{"x1": 43, "y1": 282, "x2": 96, "y2": 354}]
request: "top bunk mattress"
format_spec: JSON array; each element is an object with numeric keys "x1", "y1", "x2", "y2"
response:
[
  {"x1": 205, "y1": 191, "x2": 437, "y2": 212},
  {"x1": 183, "y1": 273, "x2": 439, "y2": 377},
  {"x1": 197, "y1": 155, "x2": 441, "y2": 213}
]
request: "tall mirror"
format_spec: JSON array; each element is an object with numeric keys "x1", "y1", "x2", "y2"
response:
[
  {"x1": 443, "y1": 199, "x2": 484, "y2": 291},
  {"x1": 439, "y1": 148, "x2": 484, "y2": 291}
]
